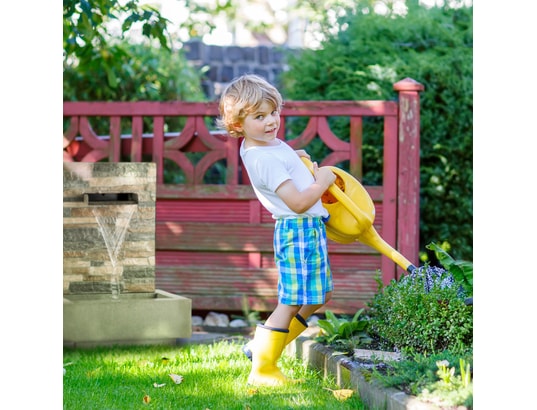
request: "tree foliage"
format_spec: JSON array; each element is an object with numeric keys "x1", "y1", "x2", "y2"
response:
[
  {"x1": 63, "y1": 0, "x2": 172, "y2": 53},
  {"x1": 63, "y1": 40, "x2": 206, "y2": 102},
  {"x1": 63, "y1": 0, "x2": 205, "y2": 102},
  {"x1": 280, "y1": 1, "x2": 473, "y2": 260}
]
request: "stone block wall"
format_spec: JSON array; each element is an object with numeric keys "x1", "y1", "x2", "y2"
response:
[
  {"x1": 183, "y1": 40, "x2": 293, "y2": 100},
  {"x1": 63, "y1": 162, "x2": 156, "y2": 295}
]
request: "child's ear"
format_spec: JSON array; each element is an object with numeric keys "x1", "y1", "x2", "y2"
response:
[{"x1": 233, "y1": 123, "x2": 243, "y2": 132}]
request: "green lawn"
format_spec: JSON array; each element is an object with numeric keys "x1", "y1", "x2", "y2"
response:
[{"x1": 63, "y1": 337, "x2": 364, "y2": 409}]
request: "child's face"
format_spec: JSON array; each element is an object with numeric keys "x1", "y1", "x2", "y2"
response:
[{"x1": 239, "y1": 101, "x2": 280, "y2": 146}]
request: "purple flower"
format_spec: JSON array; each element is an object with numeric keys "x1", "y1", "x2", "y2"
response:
[{"x1": 405, "y1": 265, "x2": 459, "y2": 294}]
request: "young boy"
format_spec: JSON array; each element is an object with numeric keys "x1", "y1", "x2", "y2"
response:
[{"x1": 217, "y1": 74, "x2": 336, "y2": 386}]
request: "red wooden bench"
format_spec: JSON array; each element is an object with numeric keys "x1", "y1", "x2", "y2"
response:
[{"x1": 63, "y1": 77, "x2": 423, "y2": 314}]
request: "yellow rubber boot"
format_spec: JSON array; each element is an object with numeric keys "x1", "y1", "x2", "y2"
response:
[
  {"x1": 247, "y1": 325, "x2": 289, "y2": 386},
  {"x1": 286, "y1": 314, "x2": 308, "y2": 344},
  {"x1": 243, "y1": 315, "x2": 308, "y2": 361}
]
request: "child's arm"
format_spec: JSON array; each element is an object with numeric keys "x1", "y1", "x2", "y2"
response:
[
  {"x1": 294, "y1": 149, "x2": 310, "y2": 160},
  {"x1": 275, "y1": 162, "x2": 335, "y2": 214}
]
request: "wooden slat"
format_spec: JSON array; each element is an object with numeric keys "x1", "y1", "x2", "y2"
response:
[
  {"x1": 157, "y1": 222, "x2": 274, "y2": 252},
  {"x1": 156, "y1": 221, "x2": 389, "y2": 257},
  {"x1": 156, "y1": 265, "x2": 378, "y2": 314},
  {"x1": 156, "y1": 248, "x2": 382, "y2": 270},
  {"x1": 156, "y1": 266, "x2": 380, "y2": 292},
  {"x1": 157, "y1": 185, "x2": 256, "y2": 199},
  {"x1": 380, "y1": 114, "x2": 399, "y2": 282},
  {"x1": 109, "y1": 116, "x2": 121, "y2": 162},
  {"x1": 394, "y1": 80, "x2": 424, "y2": 273},
  {"x1": 63, "y1": 100, "x2": 398, "y2": 117},
  {"x1": 156, "y1": 199, "x2": 253, "y2": 222},
  {"x1": 131, "y1": 116, "x2": 143, "y2": 162},
  {"x1": 152, "y1": 116, "x2": 165, "y2": 183},
  {"x1": 157, "y1": 251, "x2": 253, "y2": 267}
]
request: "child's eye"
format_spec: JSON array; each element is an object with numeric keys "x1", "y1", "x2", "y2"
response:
[
  {"x1": 255, "y1": 115, "x2": 264, "y2": 120},
  {"x1": 272, "y1": 110, "x2": 279, "y2": 116}
]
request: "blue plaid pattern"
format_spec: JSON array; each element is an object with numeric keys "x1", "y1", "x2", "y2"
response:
[{"x1": 274, "y1": 217, "x2": 333, "y2": 305}]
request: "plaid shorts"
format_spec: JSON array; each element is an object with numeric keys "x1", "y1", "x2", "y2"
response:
[{"x1": 274, "y1": 217, "x2": 333, "y2": 305}]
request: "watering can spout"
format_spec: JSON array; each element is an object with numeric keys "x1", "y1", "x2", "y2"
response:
[
  {"x1": 301, "y1": 157, "x2": 416, "y2": 273},
  {"x1": 356, "y1": 225, "x2": 416, "y2": 273}
]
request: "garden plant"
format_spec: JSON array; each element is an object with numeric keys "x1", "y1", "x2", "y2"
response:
[{"x1": 314, "y1": 242, "x2": 473, "y2": 408}]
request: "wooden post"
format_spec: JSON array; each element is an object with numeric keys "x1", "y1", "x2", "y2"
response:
[{"x1": 393, "y1": 78, "x2": 424, "y2": 278}]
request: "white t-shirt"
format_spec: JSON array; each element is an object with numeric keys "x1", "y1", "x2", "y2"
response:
[{"x1": 240, "y1": 139, "x2": 329, "y2": 219}]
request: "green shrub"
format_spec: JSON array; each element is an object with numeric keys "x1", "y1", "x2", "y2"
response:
[
  {"x1": 371, "y1": 351, "x2": 473, "y2": 407},
  {"x1": 427, "y1": 242, "x2": 472, "y2": 296},
  {"x1": 64, "y1": 41, "x2": 206, "y2": 103},
  {"x1": 366, "y1": 248, "x2": 473, "y2": 355},
  {"x1": 280, "y1": 2, "x2": 473, "y2": 261},
  {"x1": 315, "y1": 309, "x2": 372, "y2": 354}
]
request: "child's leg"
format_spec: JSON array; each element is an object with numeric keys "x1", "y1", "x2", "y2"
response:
[
  {"x1": 243, "y1": 296, "x2": 332, "y2": 361},
  {"x1": 264, "y1": 303, "x2": 300, "y2": 329},
  {"x1": 246, "y1": 304, "x2": 304, "y2": 385},
  {"x1": 247, "y1": 324, "x2": 290, "y2": 386},
  {"x1": 296, "y1": 292, "x2": 332, "y2": 321},
  {"x1": 246, "y1": 217, "x2": 333, "y2": 382},
  {"x1": 243, "y1": 312, "x2": 307, "y2": 361}
]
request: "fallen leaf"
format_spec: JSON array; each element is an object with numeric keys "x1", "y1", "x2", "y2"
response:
[
  {"x1": 334, "y1": 389, "x2": 354, "y2": 401},
  {"x1": 86, "y1": 367, "x2": 101, "y2": 377},
  {"x1": 153, "y1": 382, "x2": 166, "y2": 388},
  {"x1": 169, "y1": 373, "x2": 184, "y2": 384},
  {"x1": 324, "y1": 387, "x2": 354, "y2": 401},
  {"x1": 143, "y1": 395, "x2": 151, "y2": 404}
]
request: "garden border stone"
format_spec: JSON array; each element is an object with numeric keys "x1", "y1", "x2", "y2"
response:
[{"x1": 286, "y1": 326, "x2": 453, "y2": 410}]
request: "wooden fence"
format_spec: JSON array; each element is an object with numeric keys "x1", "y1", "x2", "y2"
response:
[{"x1": 63, "y1": 77, "x2": 423, "y2": 314}]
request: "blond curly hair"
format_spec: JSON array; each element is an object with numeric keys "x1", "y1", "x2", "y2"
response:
[{"x1": 217, "y1": 74, "x2": 283, "y2": 138}]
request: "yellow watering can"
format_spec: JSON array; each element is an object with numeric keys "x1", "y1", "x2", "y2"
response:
[{"x1": 302, "y1": 157, "x2": 417, "y2": 274}]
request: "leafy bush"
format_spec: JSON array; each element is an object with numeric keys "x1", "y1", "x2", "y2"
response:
[
  {"x1": 280, "y1": 2, "x2": 473, "y2": 261},
  {"x1": 366, "y1": 245, "x2": 473, "y2": 355},
  {"x1": 64, "y1": 41, "x2": 206, "y2": 103},
  {"x1": 427, "y1": 242, "x2": 473, "y2": 296},
  {"x1": 315, "y1": 309, "x2": 372, "y2": 354},
  {"x1": 371, "y1": 350, "x2": 473, "y2": 408}
]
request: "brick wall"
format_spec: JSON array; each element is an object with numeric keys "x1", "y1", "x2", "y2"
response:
[{"x1": 183, "y1": 40, "x2": 293, "y2": 100}]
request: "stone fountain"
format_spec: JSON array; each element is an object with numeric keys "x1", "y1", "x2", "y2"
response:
[{"x1": 63, "y1": 162, "x2": 191, "y2": 347}]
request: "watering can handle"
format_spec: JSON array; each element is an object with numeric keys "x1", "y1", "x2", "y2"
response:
[{"x1": 300, "y1": 157, "x2": 373, "y2": 226}]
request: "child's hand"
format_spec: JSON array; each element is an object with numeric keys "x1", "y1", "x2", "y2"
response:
[
  {"x1": 312, "y1": 162, "x2": 336, "y2": 188},
  {"x1": 295, "y1": 149, "x2": 311, "y2": 160}
]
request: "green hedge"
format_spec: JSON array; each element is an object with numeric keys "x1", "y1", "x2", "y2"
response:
[{"x1": 280, "y1": 2, "x2": 473, "y2": 261}]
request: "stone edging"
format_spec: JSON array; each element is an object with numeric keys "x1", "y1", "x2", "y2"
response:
[{"x1": 286, "y1": 329, "x2": 445, "y2": 410}]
